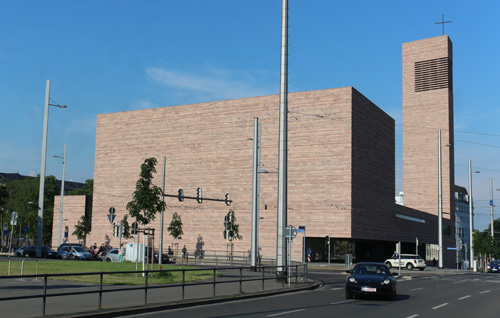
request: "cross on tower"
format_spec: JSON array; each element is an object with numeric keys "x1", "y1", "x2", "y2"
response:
[{"x1": 435, "y1": 14, "x2": 452, "y2": 35}]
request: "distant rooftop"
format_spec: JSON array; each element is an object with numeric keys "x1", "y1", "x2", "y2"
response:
[{"x1": 0, "y1": 172, "x2": 85, "y2": 193}]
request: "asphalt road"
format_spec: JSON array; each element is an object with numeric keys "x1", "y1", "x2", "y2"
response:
[{"x1": 127, "y1": 270, "x2": 500, "y2": 318}]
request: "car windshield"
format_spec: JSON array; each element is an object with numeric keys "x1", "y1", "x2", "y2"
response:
[
  {"x1": 491, "y1": 261, "x2": 500, "y2": 265},
  {"x1": 354, "y1": 264, "x2": 389, "y2": 275},
  {"x1": 73, "y1": 247, "x2": 87, "y2": 252}
]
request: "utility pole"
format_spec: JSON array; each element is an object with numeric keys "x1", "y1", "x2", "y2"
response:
[
  {"x1": 490, "y1": 178, "x2": 494, "y2": 238},
  {"x1": 276, "y1": 0, "x2": 289, "y2": 279},
  {"x1": 438, "y1": 130, "x2": 443, "y2": 269},
  {"x1": 469, "y1": 160, "x2": 474, "y2": 270}
]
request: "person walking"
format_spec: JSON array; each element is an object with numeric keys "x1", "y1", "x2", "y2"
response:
[{"x1": 119, "y1": 243, "x2": 124, "y2": 262}]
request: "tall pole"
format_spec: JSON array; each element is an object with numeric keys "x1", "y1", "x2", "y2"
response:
[
  {"x1": 36, "y1": 79, "x2": 51, "y2": 258},
  {"x1": 277, "y1": 0, "x2": 289, "y2": 277},
  {"x1": 469, "y1": 159, "x2": 474, "y2": 270},
  {"x1": 251, "y1": 118, "x2": 259, "y2": 268},
  {"x1": 490, "y1": 178, "x2": 494, "y2": 238},
  {"x1": 438, "y1": 130, "x2": 443, "y2": 269},
  {"x1": 57, "y1": 144, "x2": 67, "y2": 247},
  {"x1": 159, "y1": 156, "x2": 166, "y2": 266}
]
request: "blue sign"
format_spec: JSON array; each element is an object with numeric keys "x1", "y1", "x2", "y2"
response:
[
  {"x1": 297, "y1": 228, "x2": 305, "y2": 233},
  {"x1": 307, "y1": 247, "x2": 312, "y2": 255},
  {"x1": 23, "y1": 226, "x2": 29, "y2": 234},
  {"x1": 2, "y1": 229, "x2": 7, "y2": 236},
  {"x1": 490, "y1": 200, "x2": 494, "y2": 206}
]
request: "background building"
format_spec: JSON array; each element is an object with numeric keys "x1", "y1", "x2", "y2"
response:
[{"x1": 55, "y1": 35, "x2": 457, "y2": 266}]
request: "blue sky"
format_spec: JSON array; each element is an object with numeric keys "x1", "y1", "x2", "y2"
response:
[{"x1": 1, "y1": 0, "x2": 499, "y2": 231}]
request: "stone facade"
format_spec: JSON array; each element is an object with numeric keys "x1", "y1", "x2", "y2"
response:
[
  {"x1": 402, "y1": 35, "x2": 455, "y2": 266},
  {"x1": 80, "y1": 87, "x2": 399, "y2": 260}
]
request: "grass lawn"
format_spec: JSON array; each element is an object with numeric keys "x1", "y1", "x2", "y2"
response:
[{"x1": 0, "y1": 259, "x2": 219, "y2": 285}]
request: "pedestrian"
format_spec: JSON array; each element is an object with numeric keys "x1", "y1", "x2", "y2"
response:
[
  {"x1": 432, "y1": 257, "x2": 437, "y2": 266},
  {"x1": 182, "y1": 245, "x2": 187, "y2": 259},
  {"x1": 119, "y1": 243, "x2": 124, "y2": 262},
  {"x1": 391, "y1": 250, "x2": 398, "y2": 259},
  {"x1": 98, "y1": 243, "x2": 106, "y2": 259},
  {"x1": 168, "y1": 246, "x2": 173, "y2": 256}
]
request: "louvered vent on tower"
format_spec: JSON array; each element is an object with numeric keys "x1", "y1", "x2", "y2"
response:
[{"x1": 415, "y1": 57, "x2": 452, "y2": 92}]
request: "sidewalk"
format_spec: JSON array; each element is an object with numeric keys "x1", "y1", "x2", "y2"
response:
[{"x1": 0, "y1": 266, "x2": 318, "y2": 318}]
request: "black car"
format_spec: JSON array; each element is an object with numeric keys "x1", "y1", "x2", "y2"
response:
[
  {"x1": 345, "y1": 262, "x2": 397, "y2": 300},
  {"x1": 487, "y1": 260, "x2": 500, "y2": 273},
  {"x1": 14, "y1": 245, "x2": 59, "y2": 258}
]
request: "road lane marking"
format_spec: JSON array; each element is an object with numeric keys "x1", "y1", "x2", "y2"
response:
[
  {"x1": 410, "y1": 287, "x2": 424, "y2": 291},
  {"x1": 267, "y1": 309, "x2": 306, "y2": 317},
  {"x1": 330, "y1": 287, "x2": 343, "y2": 290},
  {"x1": 479, "y1": 290, "x2": 491, "y2": 294},
  {"x1": 458, "y1": 295, "x2": 471, "y2": 300},
  {"x1": 406, "y1": 315, "x2": 419, "y2": 318},
  {"x1": 331, "y1": 300, "x2": 354, "y2": 305},
  {"x1": 432, "y1": 303, "x2": 448, "y2": 309}
]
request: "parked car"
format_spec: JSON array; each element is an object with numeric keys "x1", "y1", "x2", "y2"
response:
[
  {"x1": 384, "y1": 254, "x2": 426, "y2": 270},
  {"x1": 14, "y1": 245, "x2": 59, "y2": 258},
  {"x1": 60, "y1": 246, "x2": 92, "y2": 260},
  {"x1": 345, "y1": 262, "x2": 397, "y2": 300},
  {"x1": 103, "y1": 248, "x2": 124, "y2": 262},
  {"x1": 487, "y1": 260, "x2": 500, "y2": 273},
  {"x1": 15, "y1": 245, "x2": 35, "y2": 257}
]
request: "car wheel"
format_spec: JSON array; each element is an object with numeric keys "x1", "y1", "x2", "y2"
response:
[
  {"x1": 345, "y1": 288, "x2": 353, "y2": 299},
  {"x1": 74, "y1": 256, "x2": 79, "y2": 260},
  {"x1": 385, "y1": 262, "x2": 392, "y2": 269},
  {"x1": 106, "y1": 258, "x2": 111, "y2": 262},
  {"x1": 407, "y1": 263, "x2": 414, "y2": 270},
  {"x1": 387, "y1": 289, "x2": 396, "y2": 301}
]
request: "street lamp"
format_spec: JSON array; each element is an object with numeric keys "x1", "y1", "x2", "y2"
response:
[
  {"x1": 468, "y1": 159, "x2": 479, "y2": 271},
  {"x1": 53, "y1": 144, "x2": 67, "y2": 247},
  {"x1": 437, "y1": 130, "x2": 450, "y2": 269},
  {"x1": 36, "y1": 79, "x2": 67, "y2": 258},
  {"x1": 251, "y1": 117, "x2": 262, "y2": 269}
]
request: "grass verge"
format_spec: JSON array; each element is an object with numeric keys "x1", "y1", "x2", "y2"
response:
[{"x1": 0, "y1": 259, "x2": 219, "y2": 285}]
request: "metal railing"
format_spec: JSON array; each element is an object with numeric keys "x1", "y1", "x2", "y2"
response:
[{"x1": 0, "y1": 264, "x2": 308, "y2": 316}]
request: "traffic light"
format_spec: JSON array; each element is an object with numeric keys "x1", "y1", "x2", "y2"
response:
[
  {"x1": 197, "y1": 188, "x2": 203, "y2": 203},
  {"x1": 113, "y1": 223, "x2": 118, "y2": 237},
  {"x1": 131, "y1": 222, "x2": 138, "y2": 235},
  {"x1": 225, "y1": 193, "x2": 231, "y2": 206},
  {"x1": 178, "y1": 189, "x2": 184, "y2": 202}
]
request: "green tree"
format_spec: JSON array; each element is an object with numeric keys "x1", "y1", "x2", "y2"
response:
[
  {"x1": 168, "y1": 212, "x2": 183, "y2": 241},
  {"x1": 4, "y1": 175, "x2": 57, "y2": 245},
  {"x1": 126, "y1": 158, "x2": 166, "y2": 226},
  {"x1": 223, "y1": 209, "x2": 242, "y2": 241},
  {"x1": 120, "y1": 214, "x2": 132, "y2": 239},
  {"x1": 67, "y1": 179, "x2": 94, "y2": 196},
  {"x1": 473, "y1": 230, "x2": 500, "y2": 258},
  {"x1": 73, "y1": 215, "x2": 91, "y2": 246}
]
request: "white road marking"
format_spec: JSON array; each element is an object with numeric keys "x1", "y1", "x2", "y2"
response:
[
  {"x1": 331, "y1": 300, "x2": 354, "y2": 305},
  {"x1": 410, "y1": 287, "x2": 424, "y2": 291},
  {"x1": 458, "y1": 295, "x2": 471, "y2": 300},
  {"x1": 406, "y1": 315, "x2": 419, "y2": 318},
  {"x1": 267, "y1": 309, "x2": 306, "y2": 317},
  {"x1": 479, "y1": 290, "x2": 491, "y2": 294},
  {"x1": 330, "y1": 287, "x2": 343, "y2": 290},
  {"x1": 432, "y1": 303, "x2": 448, "y2": 310}
]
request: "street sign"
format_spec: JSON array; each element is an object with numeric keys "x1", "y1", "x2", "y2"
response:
[
  {"x1": 285, "y1": 225, "x2": 297, "y2": 240},
  {"x1": 10, "y1": 211, "x2": 18, "y2": 226},
  {"x1": 108, "y1": 207, "x2": 116, "y2": 224},
  {"x1": 23, "y1": 226, "x2": 29, "y2": 234},
  {"x1": 490, "y1": 200, "x2": 494, "y2": 206},
  {"x1": 297, "y1": 225, "x2": 305, "y2": 233},
  {"x1": 447, "y1": 247, "x2": 457, "y2": 250},
  {"x1": 307, "y1": 247, "x2": 312, "y2": 255}
]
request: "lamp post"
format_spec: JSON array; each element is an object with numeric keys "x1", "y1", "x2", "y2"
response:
[
  {"x1": 251, "y1": 117, "x2": 262, "y2": 269},
  {"x1": 53, "y1": 144, "x2": 66, "y2": 248},
  {"x1": 36, "y1": 79, "x2": 67, "y2": 258},
  {"x1": 437, "y1": 130, "x2": 450, "y2": 269},
  {"x1": 489, "y1": 178, "x2": 494, "y2": 238},
  {"x1": 468, "y1": 160, "x2": 479, "y2": 271}
]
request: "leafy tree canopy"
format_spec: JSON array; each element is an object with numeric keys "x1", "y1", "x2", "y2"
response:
[
  {"x1": 168, "y1": 212, "x2": 183, "y2": 240},
  {"x1": 126, "y1": 158, "x2": 166, "y2": 226}
]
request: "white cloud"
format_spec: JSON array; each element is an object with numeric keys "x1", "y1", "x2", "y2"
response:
[{"x1": 146, "y1": 65, "x2": 275, "y2": 101}]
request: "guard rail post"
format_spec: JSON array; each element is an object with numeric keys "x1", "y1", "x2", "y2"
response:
[{"x1": 98, "y1": 272, "x2": 103, "y2": 309}]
